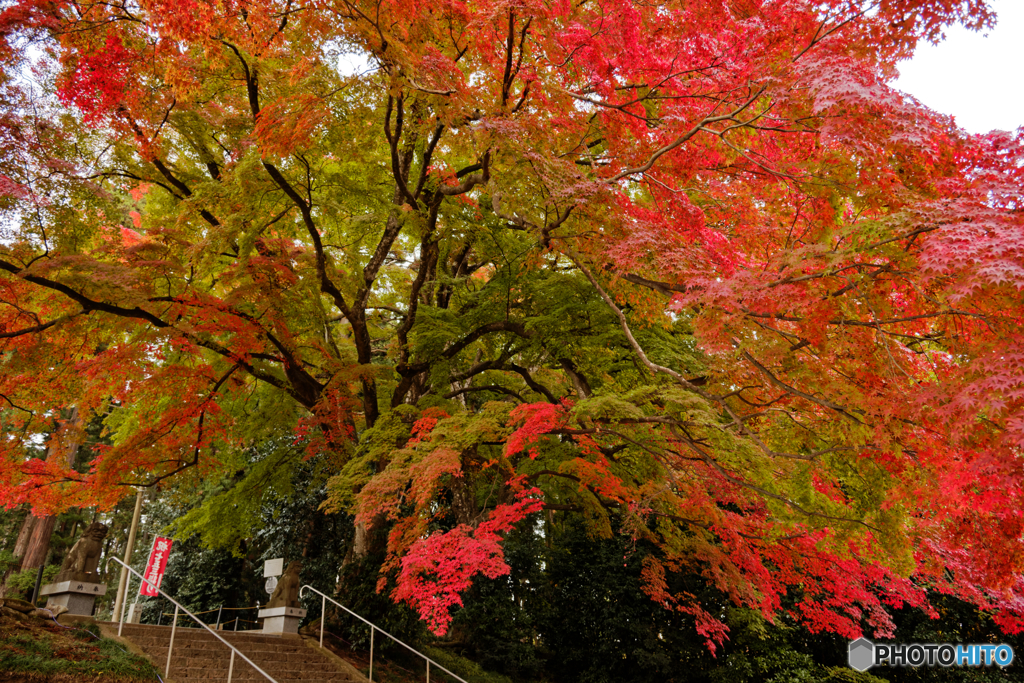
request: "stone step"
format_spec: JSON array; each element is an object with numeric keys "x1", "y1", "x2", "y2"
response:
[
  {"x1": 132, "y1": 637, "x2": 310, "y2": 652},
  {"x1": 167, "y1": 665, "x2": 348, "y2": 679},
  {"x1": 149, "y1": 648, "x2": 330, "y2": 666},
  {"x1": 168, "y1": 667, "x2": 352, "y2": 683},
  {"x1": 132, "y1": 643, "x2": 309, "y2": 658},
  {"x1": 145, "y1": 649, "x2": 319, "y2": 667},
  {"x1": 118, "y1": 625, "x2": 287, "y2": 643},
  {"x1": 123, "y1": 635, "x2": 306, "y2": 650},
  {"x1": 167, "y1": 672, "x2": 348, "y2": 682},
  {"x1": 165, "y1": 669, "x2": 348, "y2": 681},
  {"x1": 159, "y1": 661, "x2": 352, "y2": 681}
]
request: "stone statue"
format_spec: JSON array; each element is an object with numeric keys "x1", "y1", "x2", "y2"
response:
[
  {"x1": 56, "y1": 522, "x2": 108, "y2": 583},
  {"x1": 266, "y1": 560, "x2": 301, "y2": 609}
]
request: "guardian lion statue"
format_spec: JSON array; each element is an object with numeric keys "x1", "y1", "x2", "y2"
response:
[
  {"x1": 56, "y1": 522, "x2": 108, "y2": 583},
  {"x1": 267, "y1": 560, "x2": 302, "y2": 609}
]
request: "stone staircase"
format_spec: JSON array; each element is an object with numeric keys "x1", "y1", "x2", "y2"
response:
[{"x1": 104, "y1": 622, "x2": 362, "y2": 682}]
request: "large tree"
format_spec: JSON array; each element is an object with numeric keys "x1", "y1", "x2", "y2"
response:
[{"x1": 0, "y1": 0, "x2": 1022, "y2": 645}]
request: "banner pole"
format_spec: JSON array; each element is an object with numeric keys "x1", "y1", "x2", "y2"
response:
[{"x1": 112, "y1": 489, "x2": 144, "y2": 622}]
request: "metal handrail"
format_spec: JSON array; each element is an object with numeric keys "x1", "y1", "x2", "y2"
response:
[
  {"x1": 104, "y1": 556, "x2": 278, "y2": 682},
  {"x1": 299, "y1": 584, "x2": 468, "y2": 683}
]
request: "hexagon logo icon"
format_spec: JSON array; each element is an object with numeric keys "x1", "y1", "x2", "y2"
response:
[{"x1": 849, "y1": 638, "x2": 875, "y2": 671}]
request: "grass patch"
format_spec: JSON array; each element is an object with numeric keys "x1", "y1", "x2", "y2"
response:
[{"x1": 0, "y1": 617, "x2": 159, "y2": 680}]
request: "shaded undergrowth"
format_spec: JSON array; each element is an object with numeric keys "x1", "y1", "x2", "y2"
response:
[{"x1": 0, "y1": 615, "x2": 159, "y2": 681}]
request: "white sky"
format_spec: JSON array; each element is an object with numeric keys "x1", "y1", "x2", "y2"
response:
[{"x1": 894, "y1": 0, "x2": 1024, "y2": 134}]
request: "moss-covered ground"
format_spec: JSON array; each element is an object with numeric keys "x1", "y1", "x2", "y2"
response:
[{"x1": 0, "y1": 612, "x2": 159, "y2": 682}]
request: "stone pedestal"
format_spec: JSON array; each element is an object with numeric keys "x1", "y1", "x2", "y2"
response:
[
  {"x1": 126, "y1": 602, "x2": 143, "y2": 624},
  {"x1": 39, "y1": 580, "x2": 107, "y2": 616},
  {"x1": 258, "y1": 605, "x2": 306, "y2": 635}
]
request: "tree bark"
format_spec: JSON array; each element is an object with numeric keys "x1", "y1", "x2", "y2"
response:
[
  {"x1": 19, "y1": 516, "x2": 57, "y2": 570},
  {"x1": 351, "y1": 520, "x2": 368, "y2": 559},
  {"x1": 11, "y1": 514, "x2": 36, "y2": 561},
  {"x1": 16, "y1": 407, "x2": 85, "y2": 572}
]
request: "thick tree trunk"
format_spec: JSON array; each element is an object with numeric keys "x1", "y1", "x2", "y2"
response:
[
  {"x1": 14, "y1": 408, "x2": 85, "y2": 573},
  {"x1": 11, "y1": 514, "x2": 36, "y2": 560},
  {"x1": 19, "y1": 515, "x2": 57, "y2": 570},
  {"x1": 351, "y1": 520, "x2": 368, "y2": 559}
]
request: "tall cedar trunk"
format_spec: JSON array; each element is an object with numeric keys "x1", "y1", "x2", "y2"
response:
[
  {"x1": 351, "y1": 520, "x2": 368, "y2": 560},
  {"x1": 17, "y1": 407, "x2": 85, "y2": 571},
  {"x1": 11, "y1": 514, "x2": 35, "y2": 562},
  {"x1": 19, "y1": 516, "x2": 57, "y2": 570}
]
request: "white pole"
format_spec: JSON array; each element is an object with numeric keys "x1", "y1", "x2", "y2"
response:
[
  {"x1": 227, "y1": 649, "x2": 236, "y2": 683},
  {"x1": 166, "y1": 604, "x2": 179, "y2": 678},
  {"x1": 117, "y1": 573, "x2": 131, "y2": 638},
  {"x1": 369, "y1": 626, "x2": 374, "y2": 682},
  {"x1": 112, "y1": 489, "x2": 144, "y2": 624}
]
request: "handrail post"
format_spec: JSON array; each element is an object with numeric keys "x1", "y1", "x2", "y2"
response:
[
  {"x1": 118, "y1": 573, "x2": 130, "y2": 637},
  {"x1": 427, "y1": 660, "x2": 430, "y2": 683},
  {"x1": 227, "y1": 649, "x2": 236, "y2": 683},
  {"x1": 297, "y1": 584, "x2": 469, "y2": 683},
  {"x1": 166, "y1": 604, "x2": 179, "y2": 679},
  {"x1": 319, "y1": 595, "x2": 325, "y2": 648},
  {"x1": 216, "y1": 604, "x2": 223, "y2": 630}
]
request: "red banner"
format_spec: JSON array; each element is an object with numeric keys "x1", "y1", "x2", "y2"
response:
[{"x1": 139, "y1": 536, "x2": 173, "y2": 597}]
